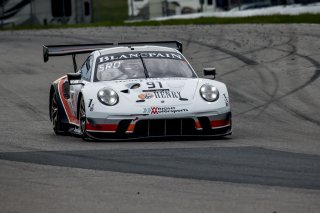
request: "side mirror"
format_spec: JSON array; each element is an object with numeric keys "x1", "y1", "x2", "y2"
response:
[
  {"x1": 203, "y1": 68, "x2": 216, "y2": 79},
  {"x1": 67, "y1": 73, "x2": 82, "y2": 85}
]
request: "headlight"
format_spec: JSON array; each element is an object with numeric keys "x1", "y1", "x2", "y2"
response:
[
  {"x1": 200, "y1": 84, "x2": 219, "y2": 102},
  {"x1": 97, "y1": 88, "x2": 119, "y2": 106}
]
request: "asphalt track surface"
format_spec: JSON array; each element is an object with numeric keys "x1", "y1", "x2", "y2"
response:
[{"x1": 0, "y1": 25, "x2": 320, "y2": 212}]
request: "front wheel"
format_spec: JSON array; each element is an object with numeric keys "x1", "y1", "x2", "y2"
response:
[{"x1": 79, "y1": 97, "x2": 89, "y2": 139}]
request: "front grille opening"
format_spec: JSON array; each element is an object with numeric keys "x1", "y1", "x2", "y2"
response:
[
  {"x1": 182, "y1": 119, "x2": 197, "y2": 135},
  {"x1": 134, "y1": 118, "x2": 197, "y2": 136},
  {"x1": 198, "y1": 117, "x2": 211, "y2": 133},
  {"x1": 134, "y1": 120, "x2": 148, "y2": 137},
  {"x1": 116, "y1": 120, "x2": 131, "y2": 134},
  {"x1": 166, "y1": 119, "x2": 181, "y2": 135},
  {"x1": 149, "y1": 120, "x2": 165, "y2": 136}
]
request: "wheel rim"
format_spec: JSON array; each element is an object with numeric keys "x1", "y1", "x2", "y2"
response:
[
  {"x1": 80, "y1": 99, "x2": 86, "y2": 134},
  {"x1": 51, "y1": 94, "x2": 58, "y2": 130}
]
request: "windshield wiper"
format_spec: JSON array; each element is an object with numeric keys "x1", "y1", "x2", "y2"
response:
[{"x1": 139, "y1": 53, "x2": 149, "y2": 78}]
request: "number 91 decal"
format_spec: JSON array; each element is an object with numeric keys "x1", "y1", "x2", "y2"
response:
[{"x1": 147, "y1": 81, "x2": 163, "y2": 89}]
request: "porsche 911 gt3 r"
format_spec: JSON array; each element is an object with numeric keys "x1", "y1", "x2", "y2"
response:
[{"x1": 44, "y1": 41, "x2": 232, "y2": 140}]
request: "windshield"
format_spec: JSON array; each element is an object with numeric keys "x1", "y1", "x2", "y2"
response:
[{"x1": 94, "y1": 51, "x2": 196, "y2": 81}]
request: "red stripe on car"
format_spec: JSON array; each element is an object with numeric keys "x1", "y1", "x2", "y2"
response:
[
  {"x1": 211, "y1": 119, "x2": 231, "y2": 128},
  {"x1": 57, "y1": 77, "x2": 79, "y2": 125},
  {"x1": 86, "y1": 123, "x2": 118, "y2": 132}
]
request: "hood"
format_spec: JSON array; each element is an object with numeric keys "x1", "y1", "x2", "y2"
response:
[{"x1": 95, "y1": 78, "x2": 199, "y2": 106}]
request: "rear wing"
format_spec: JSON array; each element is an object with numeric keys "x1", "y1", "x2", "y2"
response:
[
  {"x1": 43, "y1": 41, "x2": 182, "y2": 72},
  {"x1": 43, "y1": 43, "x2": 114, "y2": 63},
  {"x1": 118, "y1": 41, "x2": 182, "y2": 53},
  {"x1": 43, "y1": 43, "x2": 113, "y2": 72}
]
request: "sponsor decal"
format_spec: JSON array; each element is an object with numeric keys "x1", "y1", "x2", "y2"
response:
[
  {"x1": 88, "y1": 99, "x2": 94, "y2": 111},
  {"x1": 154, "y1": 90, "x2": 181, "y2": 99},
  {"x1": 143, "y1": 107, "x2": 188, "y2": 115},
  {"x1": 90, "y1": 104, "x2": 95, "y2": 111},
  {"x1": 138, "y1": 92, "x2": 154, "y2": 100},
  {"x1": 88, "y1": 99, "x2": 94, "y2": 112},
  {"x1": 137, "y1": 90, "x2": 187, "y2": 101},
  {"x1": 151, "y1": 107, "x2": 158, "y2": 114},
  {"x1": 142, "y1": 82, "x2": 187, "y2": 100},
  {"x1": 143, "y1": 108, "x2": 151, "y2": 114},
  {"x1": 98, "y1": 51, "x2": 183, "y2": 63},
  {"x1": 97, "y1": 61, "x2": 122, "y2": 72},
  {"x1": 88, "y1": 99, "x2": 93, "y2": 107}
]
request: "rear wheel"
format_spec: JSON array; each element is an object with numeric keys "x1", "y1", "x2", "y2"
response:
[{"x1": 50, "y1": 92, "x2": 68, "y2": 135}]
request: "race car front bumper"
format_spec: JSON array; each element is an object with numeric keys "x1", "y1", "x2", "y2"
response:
[{"x1": 84, "y1": 111, "x2": 232, "y2": 140}]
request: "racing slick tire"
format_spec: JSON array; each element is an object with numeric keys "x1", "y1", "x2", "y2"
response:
[
  {"x1": 79, "y1": 96, "x2": 90, "y2": 140},
  {"x1": 50, "y1": 92, "x2": 69, "y2": 135}
]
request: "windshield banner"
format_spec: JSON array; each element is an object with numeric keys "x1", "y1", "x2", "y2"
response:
[{"x1": 97, "y1": 51, "x2": 184, "y2": 64}]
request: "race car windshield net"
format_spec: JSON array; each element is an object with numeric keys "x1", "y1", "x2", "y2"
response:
[{"x1": 94, "y1": 51, "x2": 196, "y2": 81}]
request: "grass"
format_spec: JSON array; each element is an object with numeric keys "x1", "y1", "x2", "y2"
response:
[
  {"x1": 129, "y1": 13, "x2": 320, "y2": 25},
  {"x1": 3, "y1": 13, "x2": 320, "y2": 31},
  {"x1": 92, "y1": 0, "x2": 128, "y2": 22}
]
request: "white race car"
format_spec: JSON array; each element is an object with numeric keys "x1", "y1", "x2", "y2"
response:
[{"x1": 44, "y1": 41, "x2": 232, "y2": 140}]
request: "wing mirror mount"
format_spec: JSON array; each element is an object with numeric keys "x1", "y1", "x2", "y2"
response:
[
  {"x1": 67, "y1": 73, "x2": 83, "y2": 85},
  {"x1": 203, "y1": 68, "x2": 216, "y2": 79}
]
